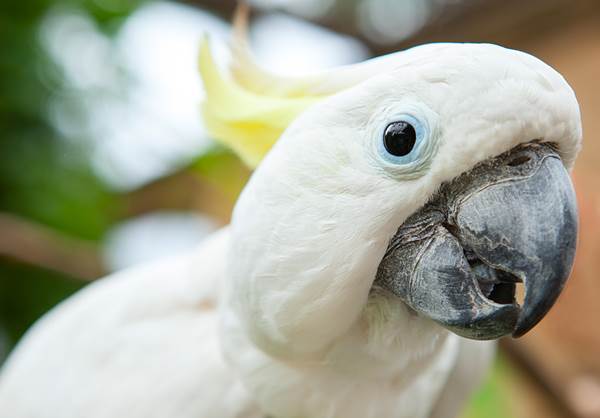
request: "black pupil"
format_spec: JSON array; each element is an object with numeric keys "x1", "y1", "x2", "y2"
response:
[{"x1": 383, "y1": 122, "x2": 416, "y2": 157}]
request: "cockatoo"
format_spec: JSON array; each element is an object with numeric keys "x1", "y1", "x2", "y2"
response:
[{"x1": 0, "y1": 15, "x2": 581, "y2": 418}]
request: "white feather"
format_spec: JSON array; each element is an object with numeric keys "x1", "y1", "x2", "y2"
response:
[{"x1": 0, "y1": 43, "x2": 581, "y2": 418}]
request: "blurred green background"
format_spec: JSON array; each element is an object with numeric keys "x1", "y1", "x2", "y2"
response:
[{"x1": 2, "y1": 1, "x2": 600, "y2": 417}]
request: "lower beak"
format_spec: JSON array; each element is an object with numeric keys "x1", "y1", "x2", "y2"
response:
[{"x1": 375, "y1": 142, "x2": 578, "y2": 340}]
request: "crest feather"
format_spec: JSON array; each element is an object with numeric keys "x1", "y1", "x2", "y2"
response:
[
  {"x1": 199, "y1": 38, "x2": 320, "y2": 167},
  {"x1": 199, "y1": 5, "x2": 373, "y2": 167},
  {"x1": 229, "y1": 4, "x2": 330, "y2": 98}
]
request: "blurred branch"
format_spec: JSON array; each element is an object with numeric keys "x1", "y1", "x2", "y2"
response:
[
  {"x1": 122, "y1": 170, "x2": 234, "y2": 224},
  {"x1": 123, "y1": 172, "x2": 205, "y2": 215},
  {"x1": 183, "y1": 0, "x2": 600, "y2": 57},
  {"x1": 123, "y1": 148, "x2": 250, "y2": 224},
  {"x1": 0, "y1": 212, "x2": 105, "y2": 281},
  {"x1": 183, "y1": 0, "x2": 237, "y2": 19},
  {"x1": 393, "y1": 0, "x2": 600, "y2": 53}
]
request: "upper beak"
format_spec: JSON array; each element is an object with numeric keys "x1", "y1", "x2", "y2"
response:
[{"x1": 375, "y1": 142, "x2": 578, "y2": 340}]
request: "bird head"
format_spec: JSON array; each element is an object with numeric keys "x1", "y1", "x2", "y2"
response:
[{"x1": 200, "y1": 34, "x2": 581, "y2": 358}]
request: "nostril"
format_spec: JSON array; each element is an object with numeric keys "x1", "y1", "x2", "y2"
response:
[{"x1": 507, "y1": 155, "x2": 531, "y2": 167}]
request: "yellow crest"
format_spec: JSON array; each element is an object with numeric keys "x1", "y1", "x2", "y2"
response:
[{"x1": 198, "y1": 6, "x2": 333, "y2": 168}]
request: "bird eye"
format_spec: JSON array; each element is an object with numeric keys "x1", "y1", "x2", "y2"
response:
[
  {"x1": 383, "y1": 122, "x2": 416, "y2": 157},
  {"x1": 377, "y1": 114, "x2": 427, "y2": 165}
]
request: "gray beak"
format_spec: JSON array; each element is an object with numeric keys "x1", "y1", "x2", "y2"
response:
[{"x1": 375, "y1": 142, "x2": 578, "y2": 340}]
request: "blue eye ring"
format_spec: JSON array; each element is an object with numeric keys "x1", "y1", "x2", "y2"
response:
[{"x1": 377, "y1": 114, "x2": 427, "y2": 165}]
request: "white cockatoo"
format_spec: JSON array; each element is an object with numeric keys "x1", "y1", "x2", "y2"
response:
[{"x1": 0, "y1": 11, "x2": 581, "y2": 418}]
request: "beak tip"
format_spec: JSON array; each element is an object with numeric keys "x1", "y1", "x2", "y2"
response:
[
  {"x1": 512, "y1": 320, "x2": 537, "y2": 338},
  {"x1": 511, "y1": 282, "x2": 569, "y2": 338},
  {"x1": 511, "y1": 324, "x2": 530, "y2": 338}
]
